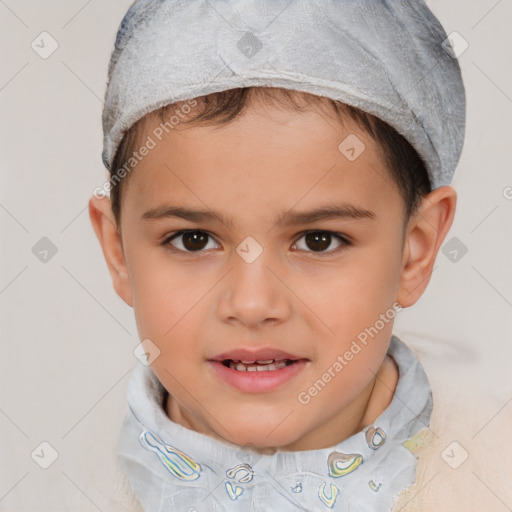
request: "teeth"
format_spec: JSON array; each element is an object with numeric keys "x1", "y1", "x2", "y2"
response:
[
  {"x1": 228, "y1": 360, "x2": 290, "y2": 372},
  {"x1": 240, "y1": 359, "x2": 275, "y2": 364}
]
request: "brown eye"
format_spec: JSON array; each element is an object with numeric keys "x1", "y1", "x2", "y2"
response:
[
  {"x1": 294, "y1": 231, "x2": 349, "y2": 254},
  {"x1": 165, "y1": 230, "x2": 219, "y2": 252}
]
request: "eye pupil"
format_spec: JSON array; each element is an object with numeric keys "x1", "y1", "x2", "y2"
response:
[
  {"x1": 183, "y1": 231, "x2": 208, "y2": 251},
  {"x1": 305, "y1": 232, "x2": 331, "y2": 252}
]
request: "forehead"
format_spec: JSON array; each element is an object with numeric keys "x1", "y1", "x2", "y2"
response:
[{"x1": 122, "y1": 102, "x2": 401, "y2": 225}]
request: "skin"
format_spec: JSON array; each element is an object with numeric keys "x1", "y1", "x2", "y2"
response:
[{"x1": 89, "y1": 96, "x2": 456, "y2": 453}]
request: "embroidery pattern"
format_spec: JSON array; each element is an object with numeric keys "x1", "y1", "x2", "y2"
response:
[
  {"x1": 369, "y1": 479, "x2": 382, "y2": 492},
  {"x1": 138, "y1": 430, "x2": 201, "y2": 481},
  {"x1": 318, "y1": 482, "x2": 339, "y2": 508},
  {"x1": 365, "y1": 426, "x2": 386, "y2": 450},
  {"x1": 224, "y1": 463, "x2": 254, "y2": 501},
  {"x1": 327, "y1": 451, "x2": 363, "y2": 478}
]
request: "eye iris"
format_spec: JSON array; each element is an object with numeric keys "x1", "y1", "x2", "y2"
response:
[
  {"x1": 305, "y1": 232, "x2": 331, "y2": 252},
  {"x1": 183, "y1": 231, "x2": 208, "y2": 251}
]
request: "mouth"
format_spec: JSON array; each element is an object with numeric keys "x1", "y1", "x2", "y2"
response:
[{"x1": 208, "y1": 348, "x2": 309, "y2": 393}]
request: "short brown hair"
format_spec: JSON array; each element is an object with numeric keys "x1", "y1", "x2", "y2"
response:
[{"x1": 109, "y1": 87, "x2": 431, "y2": 226}]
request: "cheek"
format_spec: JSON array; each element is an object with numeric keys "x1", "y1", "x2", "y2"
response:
[
  {"x1": 127, "y1": 250, "x2": 204, "y2": 345},
  {"x1": 305, "y1": 239, "x2": 401, "y2": 396},
  {"x1": 319, "y1": 249, "x2": 402, "y2": 341}
]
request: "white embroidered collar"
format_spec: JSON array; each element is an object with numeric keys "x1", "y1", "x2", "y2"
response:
[{"x1": 118, "y1": 335, "x2": 432, "y2": 511}]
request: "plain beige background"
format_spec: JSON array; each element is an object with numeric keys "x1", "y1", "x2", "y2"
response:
[{"x1": 0, "y1": 1, "x2": 511, "y2": 510}]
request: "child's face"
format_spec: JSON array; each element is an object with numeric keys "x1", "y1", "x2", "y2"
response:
[{"x1": 104, "y1": 101, "x2": 416, "y2": 450}]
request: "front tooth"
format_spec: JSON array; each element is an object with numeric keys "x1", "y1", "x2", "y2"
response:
[
  {"x1": 229, "y1": 359, "x2": 290, "y2": 371},
  {"x1": 257, "y1": 361, "x2": 288, "y2": 371},
  {"x1": 239, "y1": 359, "x2": 275, "y2": 364}
]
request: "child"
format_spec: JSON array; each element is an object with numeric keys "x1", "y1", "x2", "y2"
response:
[{"x1": 89, "y1": 0, "x2": 465, "y2": 510}]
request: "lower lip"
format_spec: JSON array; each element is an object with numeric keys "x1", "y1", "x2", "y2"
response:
[{"x1": 207, "y1": 360, "x2": 308, "y2": 393}]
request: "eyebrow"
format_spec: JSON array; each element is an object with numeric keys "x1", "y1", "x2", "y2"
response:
[{"x1": 141, "y1": 203, "x2": 375, "y2": 228}]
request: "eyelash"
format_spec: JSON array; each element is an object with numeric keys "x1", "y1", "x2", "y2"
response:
[{"x1": 160, "y1": 229, "x2": 351, "y2": 256}]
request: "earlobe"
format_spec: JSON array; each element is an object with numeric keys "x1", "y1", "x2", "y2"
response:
[
  {"x1": 88, "y1": 196, "x2": 133, "y2": 307},
  {"x1": 397, "y1": 186, "x2": 457, "y2": 307}
]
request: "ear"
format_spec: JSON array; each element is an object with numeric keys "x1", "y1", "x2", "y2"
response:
[
  {"x1": 397, "y1": 186, "x2": 457, "y2": 307},
  {"x1": 88, "y1": 196, "x2": 133, "y2": 307}
]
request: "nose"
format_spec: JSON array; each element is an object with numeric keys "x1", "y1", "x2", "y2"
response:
[{"x1": 216, "y1": 247, "x2": 292, "y2": 329}]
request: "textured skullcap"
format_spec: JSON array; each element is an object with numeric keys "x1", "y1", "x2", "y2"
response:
[{"x1": 102, "y1": 0, "x2": 466, "y2": 189}]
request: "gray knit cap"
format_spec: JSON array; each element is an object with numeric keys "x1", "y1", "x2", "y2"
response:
[{"x1": 102, "y1": 0, "x2": 466, "y2": 189}]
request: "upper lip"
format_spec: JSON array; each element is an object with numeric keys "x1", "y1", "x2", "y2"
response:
[{"x1": 209, "y1": 348, "x2": 306, "y2": 362}]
